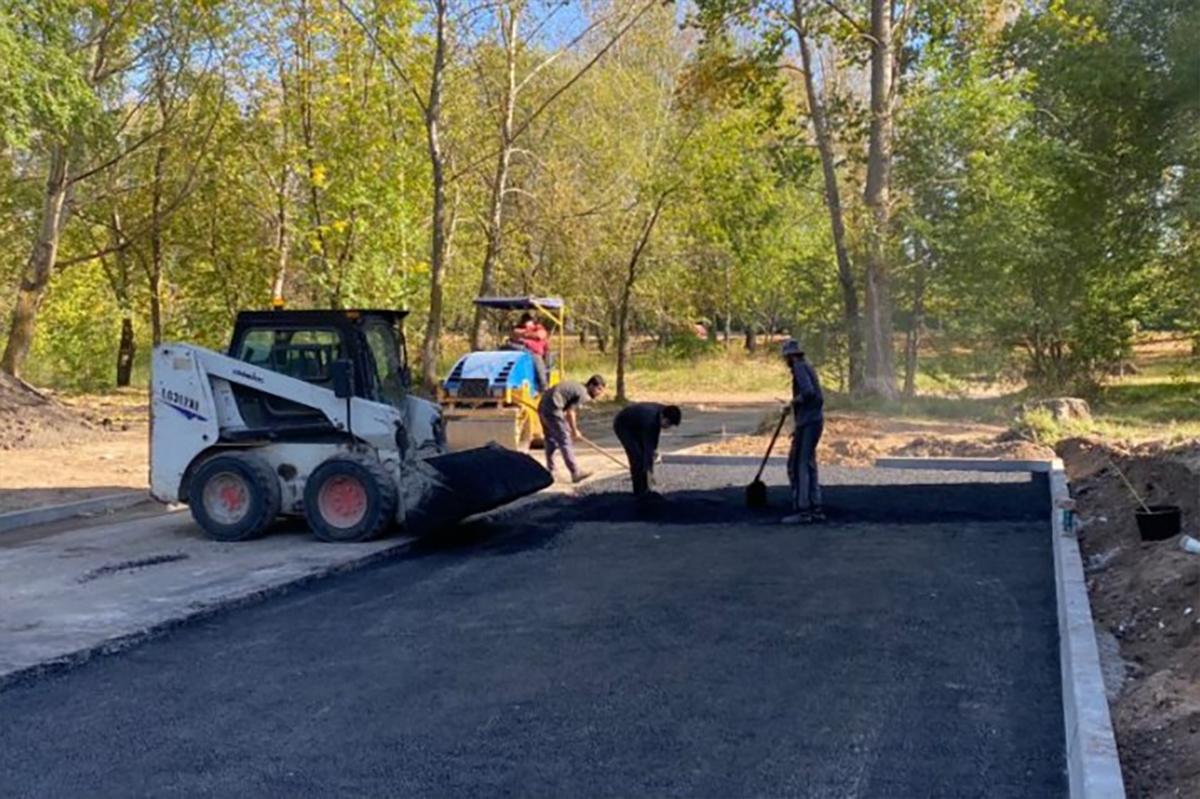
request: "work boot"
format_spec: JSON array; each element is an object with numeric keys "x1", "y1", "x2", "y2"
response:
[
  {"x1": 571, "y1": 470, "x2": 593, "y2": 484},
  {"x1": 781, "y1": 511, "x2": 814, "y2": 525},
  {"x1": 810, "y1": 507, "x2": 827, "y2": 522}
]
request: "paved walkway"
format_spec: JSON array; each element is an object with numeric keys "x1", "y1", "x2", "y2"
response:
[{"x1": 0, "y1": 466, "x2": 1064, "y2": 798}]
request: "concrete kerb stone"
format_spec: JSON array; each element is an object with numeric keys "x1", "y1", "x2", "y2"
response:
[
  {"x1": 1049, "y1": 461, "x2": 1127, "y2": 799},
  {"x1": 875, "y1": 456, "x2": 1056, "y2": 473},
  {"x1": 0, "y1": 491, "x2": 152, "y2": 535}
]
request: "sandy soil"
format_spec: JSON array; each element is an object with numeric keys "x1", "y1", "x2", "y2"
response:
[
  {"x1": 0, "y1": 385, "x2": 149, "y2": 514},
  {"x1": 690, "y1": 411, "x2": 1056, "y2": 465},
  {"x1": 1058, "y1": 437, "x2": 1200, "y2": 799}
]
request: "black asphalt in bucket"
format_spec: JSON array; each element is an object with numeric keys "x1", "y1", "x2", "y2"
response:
[{"x1": 1135, "y1": 504, "x2": 1181, "y2": 541}]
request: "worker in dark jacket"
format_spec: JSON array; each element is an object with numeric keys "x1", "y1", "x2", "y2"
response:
[
  {"x1": 537, "y1": 374, "x2": 606, "y2": 482},
  {"x1": 781, "y1": 339, "x2": 825, "y2": 523},
  {"x1": 613, "y1": 403, "x2": 682, "y2": 497}
]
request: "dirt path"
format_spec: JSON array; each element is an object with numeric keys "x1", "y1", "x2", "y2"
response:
[{"x1": 0, "y1": 428, "x2": 149, "y2": 514}]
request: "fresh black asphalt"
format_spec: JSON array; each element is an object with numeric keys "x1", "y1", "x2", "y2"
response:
[{"x1": 0, "y1": 465, "x2": 1064, "y2": 798}]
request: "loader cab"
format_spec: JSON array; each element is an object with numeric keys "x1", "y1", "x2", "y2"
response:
[{"x1": 228, "y1": 310, "x2": 412, "y2": 425}]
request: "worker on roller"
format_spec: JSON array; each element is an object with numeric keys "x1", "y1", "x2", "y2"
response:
[
  {"x1": 507, "y1": 313, "x2": 550, "y2": 390},
  {"x1": 781, "y1": 339, "x2": 825, "y2": 524},
  {"x1": 613, "y1": 403, "x2": 682, "y2": 499},
  {"x1": 537, "y1": 374, "x2": 606, "y2": 483}
]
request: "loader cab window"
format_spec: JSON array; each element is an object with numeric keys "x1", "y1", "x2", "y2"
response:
[
  {"x1": 362, "y1": 319, "x2": 408, "y2": 407},
  {"x1": 237, "y1": 328, "x2": 344, "y2": 388}
]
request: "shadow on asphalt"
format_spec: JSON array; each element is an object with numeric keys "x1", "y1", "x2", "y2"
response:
[{"x1": 412, "y1": 475, "x2": 1050, "y2": 559}]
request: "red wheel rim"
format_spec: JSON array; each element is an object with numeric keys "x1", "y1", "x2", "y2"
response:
[
  {"x1": 317, "y1": 474, "x2": 368, "y2": 529},
  {"x1": 202, "y1": 471, "x2": 251, "y2": 525}
]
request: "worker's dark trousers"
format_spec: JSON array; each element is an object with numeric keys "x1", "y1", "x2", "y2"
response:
[
  {"x1": 540, "y1": 412, "x2": 579, "y2": 476},
  {"x1": 530, "y1": 355, "x2": 548, "y2": 391},
  {"x1": 503, "y1": 343, "x2": 548, "y2": 390},
  {"x1": 787, "y1": 420, "x2": 823, "y2": 512},
  {"x1": 614, "y1": 426, "x2": 654, "y2": 495}
]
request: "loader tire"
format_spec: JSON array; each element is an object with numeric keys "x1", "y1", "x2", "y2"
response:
[
  {"x1": 304, "y1": 455, "x2": 397, "y2": 543},
  {"x1": 188, "y1": 452, "x2": 281, "y2": 542}
]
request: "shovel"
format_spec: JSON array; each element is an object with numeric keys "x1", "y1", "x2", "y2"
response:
[
  {"x1": 746, "y1": 405, "x2": 790, "y2": 508},
  {"x1": 576, "y1": 434, "x2": 629, "y2": 469}
]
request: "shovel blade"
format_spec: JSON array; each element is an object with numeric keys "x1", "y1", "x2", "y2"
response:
[{"x1": 745, "y1": 479, "x2": 768, "y2": 508}]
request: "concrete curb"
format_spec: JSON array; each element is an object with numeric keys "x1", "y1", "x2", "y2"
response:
[
  {"x1": 875, "y1": 456, "x2": 1056, "y2": 473},
  {"x1": 1049, "y1": 461, "x2": 1127, "y2": 799},
  {"x1": 0, "y1": 491, "x2": 152, "y2": 534},
  {"x1": 661, "y1": 453, "x2": 786, "y2": 467}
]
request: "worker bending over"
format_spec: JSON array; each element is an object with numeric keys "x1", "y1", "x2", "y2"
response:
[
  {"x1": 613, "y1": 403, "x2": 682, "y2": 498},
  {"x1": 781, "y1": 339, "x2": 825, "y2": 524},
  {"x1": 537, "y1": 374, "x2": 606, "y2": 483}
]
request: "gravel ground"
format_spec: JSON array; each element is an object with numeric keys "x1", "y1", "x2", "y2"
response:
[{"x1": 0, "y1": 465, "x2": 1063, "y2": 798}]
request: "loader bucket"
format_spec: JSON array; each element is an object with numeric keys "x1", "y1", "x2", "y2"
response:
[{"x1": 402, "y1": 444, "x2": 553, "y2": 533}]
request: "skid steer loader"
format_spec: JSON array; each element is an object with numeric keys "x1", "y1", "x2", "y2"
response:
[{"x1": 149, "y1": 309, "x2": 552, "y2": 543}]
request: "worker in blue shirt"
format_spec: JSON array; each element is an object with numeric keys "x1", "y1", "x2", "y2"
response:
[{"x1": 780, "y1": 339, "x2": 825, "y2": 524}]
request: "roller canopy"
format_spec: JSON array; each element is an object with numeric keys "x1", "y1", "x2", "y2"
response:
[{"x1": 473, "y1": 296, "x2": 564, "y2": 311}]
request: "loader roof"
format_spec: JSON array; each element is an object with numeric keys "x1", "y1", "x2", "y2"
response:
[{"x1": 234, "y1": 309, "x2": 410, "y2": 326}]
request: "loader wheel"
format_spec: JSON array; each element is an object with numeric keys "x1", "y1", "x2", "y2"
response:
[
  {"x1": 188, "y1": 452, "x2": 281, "y2": 542},
  {"x1": 304, "y1": 455, "x2": 397, "y2": 543}
]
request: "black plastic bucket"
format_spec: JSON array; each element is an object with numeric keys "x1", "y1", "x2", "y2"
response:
[{"x1": 1135, "y1": 505, "x2": 1181, "y2": 542}]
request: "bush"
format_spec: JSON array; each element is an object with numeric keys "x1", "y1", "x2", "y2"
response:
[
  {"x1": 1010, "y1": 407, "x2": 1062, "y2": 444},
  {"x1": 665, "y1": 329, "x2": 718, "y2": 360}
]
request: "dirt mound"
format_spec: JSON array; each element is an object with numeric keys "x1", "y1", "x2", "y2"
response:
[
  {"x1": 0, "y1": 373, "x2": 99, "y2": 450},
  {"x1": 1058, "y1": 436, "x2": 1200, "y2": 799},
  {"x1": 893, "y1": 436, "x2": 1056, "y2": 461},
  {"x1": 694, "y1": 413, "x2": 1050, "y2": 467}
]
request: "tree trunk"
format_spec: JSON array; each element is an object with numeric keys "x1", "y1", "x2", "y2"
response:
[
  {"x1": 272, "y1": 164, "x2": 292, "y2": 305},
  {"x1": 470, "y1": 4, "x2": 519, "y2": 350},
  {"x1": 1, "y1": 144, "x2": 71, "y2": 377},
  {"x1": 297, "y1": 0, "x2": 334, "y2": 305},
  {"x1": 147, "y1": 137, "x2": 168, "y2": 345},
  {"x1": 616, "y1": 196, "x2": 668, "y2": 401},
  {"x1": 745, "y1": 325, "x2": 758, "y2": 352},
  {"x1": 903, "y1": 253, "x2": 927, "y2": 398},
  {"x1": 420, "y1": 0, "x2": 450, "y2": 391},
  {"x1": 616, "y1": 287, "x2": 634, "y2": 403},
  {"x1": 723, "y1": 262, "x2": 732, "y2": 346},
  {"x1": 108, "y1": 210, "x2": 136, "y2": 388},
  {"x1": 862, "y1": 0, "x2": 897, "y2": 399},
  {"x1": 116, "y1": 317, "x2": 136, "y2": 387},
  {"x1": 792, "y1": 4, "x2": 863, "y2": 394}
]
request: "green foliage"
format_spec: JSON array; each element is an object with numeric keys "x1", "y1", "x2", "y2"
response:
[
  {"x1": 0, "y1": 0, "x2": 1195, "y2": 414},
  {"x1": 1010, "y1": 408, "x2": 1064, "y2": 444},
  {"x1": 26, "y1": 262, "x2": 121, "y2": 390},
  {"x1": 0, "y1": 1, "x2": 98, "y2": 149}
]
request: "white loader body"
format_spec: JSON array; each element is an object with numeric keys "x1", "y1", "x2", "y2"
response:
[{"x1": 150, "y1": 343, "x2": 442, "y2": 521}]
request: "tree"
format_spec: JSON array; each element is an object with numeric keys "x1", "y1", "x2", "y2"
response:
[{"x1": 1, "y1": 0, "x2": 219, "y2": 377}]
